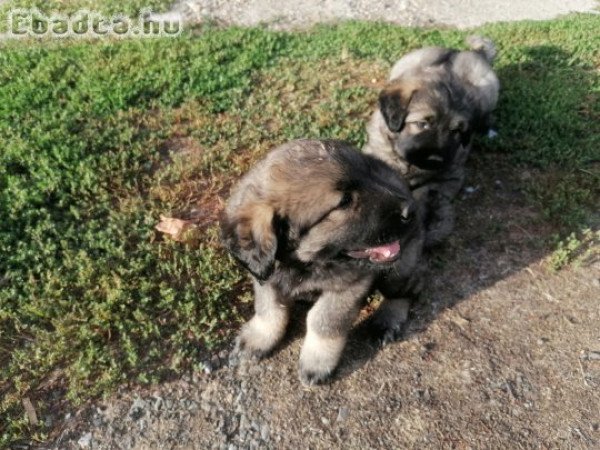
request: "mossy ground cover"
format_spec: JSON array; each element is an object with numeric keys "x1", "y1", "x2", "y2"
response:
[{"x1": 0, "y1": 8, "x2": 598, "y2": 445}]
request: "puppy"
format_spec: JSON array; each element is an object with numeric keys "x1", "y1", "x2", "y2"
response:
[
  {"x1": 221, "y1": 140, "x2": 424, "y2": 385},
  {"x1": 363, "y1": 36, "x2": 499, "y2": 247}
]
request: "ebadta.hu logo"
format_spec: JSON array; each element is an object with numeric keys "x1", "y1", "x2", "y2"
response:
[{"x1": 4, "y1": 8, "x2": 183, "y2": 39}]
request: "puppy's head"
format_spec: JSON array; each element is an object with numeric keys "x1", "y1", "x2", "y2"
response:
[
  {"x1": 221, "y1": 140, "x2": 422, "y2": 281},
  {"x1": 378, "y1": 77, "x2": 472, "y2": 170}
]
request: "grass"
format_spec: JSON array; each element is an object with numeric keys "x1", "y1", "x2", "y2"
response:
[
  {"x1": 0, "y1": 9, "x2": 599, "y2": 446},
  {"x1": 0, "y1": 0, "x2": 173, "y2": 18},
  {"x1": 549, "y1": 228, "x2": 600, "y2": 271}
]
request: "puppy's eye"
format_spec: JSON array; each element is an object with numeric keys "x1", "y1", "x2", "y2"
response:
[
  {"x1": 337, "y1": 192, "x2": 353, "y2": 209},
  {"x1": 415, "y1": 121, "x2": 430, "y2": 130},
  {"x1": 451, "y1": 121, "x2": 468, "y2": 134}
]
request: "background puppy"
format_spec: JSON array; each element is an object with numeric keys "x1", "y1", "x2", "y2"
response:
[
  {"x1": 363, "y1": 36, "x2": 499, "y2": 247},
  {"x1": 221, "y1": 139, "x2": 424, "y2": 385}
]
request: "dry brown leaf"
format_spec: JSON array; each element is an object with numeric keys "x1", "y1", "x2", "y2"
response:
[
  {"x1": 22, "y1": 397, "x2": 38, "y2": 425},
  {"x1": 155, "y1": 215, "x2": 197, "y2": 242}
]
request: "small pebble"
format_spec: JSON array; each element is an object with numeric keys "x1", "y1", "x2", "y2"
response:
[
  {"x1": 582, "y1": 351, "x2": 600, "y2": 361},
  {"x1": 92, "y1": 414, "x2": 103, "y2": 427},
  {"x1": 200, "y1": 400, "x2": 212, "y2": 412},
  {"x1": 336, "y1": 407, "x2": 349, "y2": 422},
  {"x1": 129, "y1": 398, "x2": 146, "y2": 420},
  {"x1": 260, "y1": 423, "x2": 270, "y2": 440},
  {"x1": 248, "y1": 365, "x2": 262, "y2": 376},
  {"x1": 77, "y1": 432, "x2": 92, "y2": 449},
  {"x1": 239, "y1": 415, "x2": 249, "y2": 431},
  {"x1": 152, "y1": 396, "x2": 164, "y2": 411}
]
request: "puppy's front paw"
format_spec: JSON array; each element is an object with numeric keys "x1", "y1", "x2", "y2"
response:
[
  {"x1": 379, "y1": 323, "x2": 406, "y2": 346},
  {"x1": 299, "y1": 364, "x2": 334, "y2": 386},
  {"x1": 369, "y1": 299, "x2": 410, "y2": 346},
  {"x1": 232, "y1": 316, "x2": 283, "y2": 361},
  {"x1": 298, "y1": 334, "x2": 345, "y2": 386},
  {"x1": 232, "y1": 333, "x2": 269, "y2": 361},
  {"x1": 366, "y1": 318, "x2": 405, "y2": 346}
]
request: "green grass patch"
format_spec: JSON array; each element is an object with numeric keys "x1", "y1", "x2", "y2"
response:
[
  {"x1": 0, "y1": 12, "x2": 599, "y2": 446},
  {"x1": 0, "y1": 0, "x2": 172, "y2": 18},
  {"x1": 549, "y1": 228, "x2": 600, "y2": 271}
]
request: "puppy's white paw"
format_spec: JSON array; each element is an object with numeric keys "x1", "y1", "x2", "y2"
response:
[
  {"x1": 299, "y1": 351, "x2": 337, "y2": 386},
  {"x1": 298, "y1": 333, "x2": 345, "y2": 386},
  {"x1": 233, "y1": 316, "x2": 283, "y2": 360},
  {"x1": 299, "y1": 364, "x2": 334, "y2": 386}
]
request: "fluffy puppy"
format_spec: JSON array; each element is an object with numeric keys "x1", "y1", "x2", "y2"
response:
[
  {"x1": 363, "y1": 36, "x2": 499, "y2": 247},
  {"x1": 221, "y1": 140, "x2": 424, "y2": 385}
]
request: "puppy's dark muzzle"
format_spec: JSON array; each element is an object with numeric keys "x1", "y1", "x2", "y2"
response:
[
  {"x1": 404, "y1": 150, "x2": 447, "y2": 170},
  {"x1": 403, "y1": 140, "x2": 462, "y2": 170}
]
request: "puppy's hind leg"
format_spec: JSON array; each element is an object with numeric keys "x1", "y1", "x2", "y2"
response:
[
  {"x1": 423, "y1": 193, "x2": 455, "y2": 248},
  {"x1": 414, "y1": 186, "x2": 456, "y2": 248},
  {"x1": 234, "y1": 279, "x2": 289, "y2": 360},
  {"x1": 299, "y1": 279, "x2": 371, "y2": 386}
]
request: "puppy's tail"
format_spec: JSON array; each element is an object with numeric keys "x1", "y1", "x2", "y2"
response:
[{"x1": 466, "y1": 35, "x2": 497, "y2": 64}]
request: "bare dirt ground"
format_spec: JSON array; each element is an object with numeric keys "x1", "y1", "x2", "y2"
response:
[
  {"x1": 47, "y1": 154, "x2": 600, "y2": 449},
  {"x1": 162, "y1": 0, "x2": 598, "y2": 29}
]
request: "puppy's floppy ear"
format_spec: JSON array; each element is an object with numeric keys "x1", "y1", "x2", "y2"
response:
[
  {"x1": 221, "y1": 203, "x2": 277, "y2": 281},
  {"x1": 378, "y1": 83, "x2": 416, "y2": 133}
]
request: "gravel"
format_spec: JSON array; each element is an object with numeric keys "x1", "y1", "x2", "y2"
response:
[
  {"x1": 49, "y1": 355, "x2": 276, "y2": 449},
  {"x1": 162, "y1": 0, "x2": 598, "y2": 30}
]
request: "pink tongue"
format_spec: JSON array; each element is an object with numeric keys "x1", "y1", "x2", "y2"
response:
[
  {"x1": 367, "y1": 241, "x2": 401, "y2": 261},
  {"x1": 347, "y1": 240, "x2": 401, "y2": 263}
]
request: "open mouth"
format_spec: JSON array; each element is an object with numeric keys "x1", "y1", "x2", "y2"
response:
[
  {"x1": 405, "y1": 152, "x2": 446, "y2": 170},
  {"x1": 426, "y1": 154, "x2": 444, "y2": 162},
  {"x1": 346, "y1": 240, "x2": 401, "y2": 263}
]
